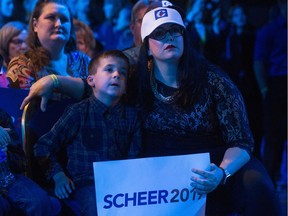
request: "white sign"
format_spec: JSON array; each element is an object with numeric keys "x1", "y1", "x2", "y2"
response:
[{"x1": 93, "y1": 153, "x2": 210, "y2": 216}]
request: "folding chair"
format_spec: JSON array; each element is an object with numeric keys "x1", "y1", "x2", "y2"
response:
[{"x1": 21, "y1": 98, "x2": 81, "y2": 216}]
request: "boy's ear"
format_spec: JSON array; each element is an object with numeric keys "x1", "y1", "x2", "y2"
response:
[{"x1": 87, "y1": 75, "x2": 95, "y2": 87}]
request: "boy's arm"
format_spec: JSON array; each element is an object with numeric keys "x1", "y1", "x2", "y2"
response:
[{"x1": 34, "y1": 105, "x2": 80, "y2": 181}]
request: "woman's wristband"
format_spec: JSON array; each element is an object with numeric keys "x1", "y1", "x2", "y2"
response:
[
  {"x1": 219, "y1": 167, "x2": 231, "y2": 185},
  {"x1": 49, "y1": 74, "x2": 60, "y2": 90}
]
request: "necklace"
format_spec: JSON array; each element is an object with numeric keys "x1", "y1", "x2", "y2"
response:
[{"x1": 149, "y1": 65, "x2": 177, "y2": 104}]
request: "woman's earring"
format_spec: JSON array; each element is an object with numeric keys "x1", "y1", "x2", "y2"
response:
[{"x1": 148, "y1": 58, "x2": 152, "y2": 72}]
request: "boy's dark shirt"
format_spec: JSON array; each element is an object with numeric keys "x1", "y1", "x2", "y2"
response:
[{"x1": 34, "y1": 96, "x2": 142, "y2": 186}]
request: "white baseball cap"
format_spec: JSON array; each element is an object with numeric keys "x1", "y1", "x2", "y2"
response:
[{"x1": 141, "y1": 7, "x2": 185, "y2": 41}]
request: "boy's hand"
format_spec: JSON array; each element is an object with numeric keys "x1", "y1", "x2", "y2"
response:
[
  {"x1": 53, "y1": 172, "x2": 75, "y2": 199},
  {"x1": 20, "y1": 75, "x2": 54, "y2": 112}
]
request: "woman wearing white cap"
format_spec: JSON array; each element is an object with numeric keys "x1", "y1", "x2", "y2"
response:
[
  {"x1": 19, "y1": 1, "x2": 281, "y2": 215},
  {"x1": 136, "y1": 2, "x2": 281, "y2": 215}
]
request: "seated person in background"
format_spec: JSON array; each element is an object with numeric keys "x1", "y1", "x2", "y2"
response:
[
  {"x1": 34, "y1": 50, "x2": 142, "y2": 215},
  {"x1": 123, "y1": 0, "x2": 150, "y2": 66},
  {"x1": 73, "y1": 19, "x2": 99, "y2": 58},
  {"x1": 0, "y1": 21, "x2": 28, "y2": 88},
  {"x1": 0, "y1": 108, "x2": 60, "y2": 215},
  {"x1": 6, "y1": 0, "x2": 90, "y2": 90},
  {"x1": 129, "y1": 0, "x2": 149, "y2": 48}
]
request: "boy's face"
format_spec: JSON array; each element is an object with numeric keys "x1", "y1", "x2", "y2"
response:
[{"x1": 87, "y1": 56, "x2": 128, "y2": 106}]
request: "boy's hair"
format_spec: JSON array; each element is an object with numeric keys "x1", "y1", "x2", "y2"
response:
[{"x1": 88, "y1": 50, "x2": 130, "y2": 75}]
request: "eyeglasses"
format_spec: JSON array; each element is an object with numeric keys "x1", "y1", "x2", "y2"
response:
[
  {"x1": 10, "y1": 39, "x2": 26, "y2": 46},
  {"x1": 149, "y1": 25, "x2": 184, "y2": 41}
]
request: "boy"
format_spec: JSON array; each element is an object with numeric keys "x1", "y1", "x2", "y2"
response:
[{"x1": 34, "y1": 50, "x2": 142, "y2": 215}]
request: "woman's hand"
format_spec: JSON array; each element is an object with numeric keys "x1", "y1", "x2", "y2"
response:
[
  {"x1": 20, "y1": 75, "x2": 85, "y2": 112},
  {"x1": 190, "y1": 163, "x2": 224, "y2": 195},
  {"x1": 20, "y1": 75, "x2": 54, "y2": 112},
  {"x1": 53, "y1": 171, "x2": 75, "y2": 199}
]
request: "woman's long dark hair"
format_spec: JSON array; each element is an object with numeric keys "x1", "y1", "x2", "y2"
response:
[
  {"x1": 26, "y1": 0, "x2": 76, "y2": 72},
  {"x1": 134, "y1": 3, "x2": 210, "y2": 110}
]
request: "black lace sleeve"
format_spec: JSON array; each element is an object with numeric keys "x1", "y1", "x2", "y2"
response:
[{"x1": 208, "y1": 70, "x2": 254, "y2": 154}]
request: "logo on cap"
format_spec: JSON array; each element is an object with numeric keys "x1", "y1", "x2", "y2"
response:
[
  {"x1": 162, "y1": 1, "x2": 173, "y2": 7},
  {"x1": 154, "y1": 9, "x2": 168, "y2": 20}
]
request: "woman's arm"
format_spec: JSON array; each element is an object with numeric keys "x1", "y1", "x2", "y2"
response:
[
  {"x1": 20, "y1": 75, "x2": 85, "y2": 112},
  {"x1": 219, "y1": 146, "x2": 250, "y2": 175},
  {"x1": 190, "y1": 71, "x2": 253, "y2": 194},
  {"x1": 190, "y1": 147, "x2": 250, "y2": 195}
]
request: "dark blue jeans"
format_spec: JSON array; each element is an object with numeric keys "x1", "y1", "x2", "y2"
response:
[
  {"x1": 72, "y1": 185, "x2": 97, "y2": 216},
  {"x1": 0, "y1": 195, "x2": 10, "y2": 216},
  {"x1": 206, "y1": 156, "x2": 282, "y2": 216},
  {"x1": 5, "y1": 174, "x2": 61, "y2": 216}
]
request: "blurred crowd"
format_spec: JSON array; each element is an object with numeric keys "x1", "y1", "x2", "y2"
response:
[{"x1": 0, "y1": 0, "x2": 282, "y2": 53}]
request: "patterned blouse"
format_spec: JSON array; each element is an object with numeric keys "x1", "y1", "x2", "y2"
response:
[
  {"x1": 6, "y1": 51, "x2": 90, "y2": 89},
  {"x1": 143, "y1": 69, "x2": 254, "y2": 158}
]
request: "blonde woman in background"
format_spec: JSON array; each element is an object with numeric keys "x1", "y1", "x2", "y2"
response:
[
  {"x1": 73, "y1": 19, "x2": 98, "y2": 58},
  {"x1": 0, "y1": 21, "x2": 28, "y2": 88}
]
